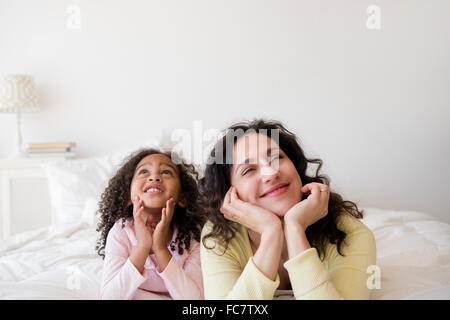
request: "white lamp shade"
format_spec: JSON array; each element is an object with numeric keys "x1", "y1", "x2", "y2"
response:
[{"x1": 0, "y1": 74, "x2": 39, "y2": 113}]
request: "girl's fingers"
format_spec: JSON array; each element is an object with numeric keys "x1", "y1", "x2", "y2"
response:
[
  {"x1": 131, "y1": 197, "x2": 137, "y2": 211},
  {"x1": 133, "y1": 198, "x2": 142, "y2": 210},
  {"x1": 156, "y1": 206, "x2": 170, "y2": 230},
  {"x1": 168, "y1": 197, "x2": 176, "y2": 219},
  {"x1": 134, "y1": 200, "x2": 144, "y2": 219},
  {"x1": 161, "y1": 198, "x2": 174, "y2": 223},
  {"x1": 161, "y1": 208, "x2": 166, "y2": 224}
]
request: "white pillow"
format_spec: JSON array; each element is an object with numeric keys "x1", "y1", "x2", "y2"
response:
[
  {"x1": 81, "y1": 197, "x2": 101, "y2": 227},
  {"x1": 40, "y1": 155, "x2": 124, "y2": 225}
]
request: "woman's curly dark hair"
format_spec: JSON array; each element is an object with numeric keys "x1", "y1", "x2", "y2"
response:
[
  {"x1": 199, "y1": 119, "x2": 364, "y2": 261},
  {"x1": 96, "y1": 148, "x2": 205, "y2": 259}
]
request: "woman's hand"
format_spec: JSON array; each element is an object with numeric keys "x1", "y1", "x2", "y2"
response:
[
  {"x1": 221, "y1": 186, "x2": 284, "y2": 281},
  {"x1": 284, "y1": 183, "x2": 330, "y2": 230},
  {"x1": 220, "y1": 186, "x2": 282, "y2": 235},
  {"x1": 152, "y1": 197, "x2": 176, "y2": 252},
  {"x1": 132, "y1": 195, "x2": 154, "y2": 252}
]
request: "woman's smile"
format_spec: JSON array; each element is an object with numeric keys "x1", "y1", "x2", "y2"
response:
[{"x1": 260, "y1": 183, "x2": 290, "y2": 198}]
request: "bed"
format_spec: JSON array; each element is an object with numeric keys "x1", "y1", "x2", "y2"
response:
[{"x1": 0, "y1": 152, "x2": 449, "y2": 300}]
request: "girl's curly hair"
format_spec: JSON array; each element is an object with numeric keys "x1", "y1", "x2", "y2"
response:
[
  {"x1": 95, "y1": 148, "x2": 205, "y2": 259},
  {"x1": 198, "y1": 119, "x2": 364, "y2": 261}
]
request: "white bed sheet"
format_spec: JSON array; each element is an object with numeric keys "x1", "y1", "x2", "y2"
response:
[{"x1": 0, "y1": 208, "x2": 449, "y2": 300}]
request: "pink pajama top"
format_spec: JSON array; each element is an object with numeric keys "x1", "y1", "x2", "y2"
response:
[{"x1": 99, "y1": 219, "x2": 204, "y2": 300}]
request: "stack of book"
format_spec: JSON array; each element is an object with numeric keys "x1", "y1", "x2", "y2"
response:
[{"x1": 25, "y1": 142, "x2": 76, "y2": 158}]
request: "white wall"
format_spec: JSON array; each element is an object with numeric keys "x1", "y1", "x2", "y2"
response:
[{"x1": 1, "y1": 0, "x2": 449, "y2": 223}]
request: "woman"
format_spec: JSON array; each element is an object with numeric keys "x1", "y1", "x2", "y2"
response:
[{"x1": 198, "y1": 119, "x2": 376, "y2": 300}]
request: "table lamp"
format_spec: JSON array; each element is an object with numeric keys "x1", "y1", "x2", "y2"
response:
[{"x1": 0, "y1": 74, "x2": 39, "y2": 158}]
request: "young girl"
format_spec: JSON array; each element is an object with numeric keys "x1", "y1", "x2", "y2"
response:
[
  {"x1": 96, "y1": 148, "x2": 205, "y2": 300},
  {"x1": 198, "y1": 119, "x2": 376, "y2": 300}
]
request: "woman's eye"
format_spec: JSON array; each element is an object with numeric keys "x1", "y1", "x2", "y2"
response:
[
  {"x1": 271, "y1": 154, "x2": 282, "y2": 162},
  {"x1": 242, "y1": 168, "x2": 254, "y2": 176}
]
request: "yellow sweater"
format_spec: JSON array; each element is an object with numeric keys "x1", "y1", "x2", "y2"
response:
[{"x1": 200, "y1": 213, "x2": 377, "y2": 300}]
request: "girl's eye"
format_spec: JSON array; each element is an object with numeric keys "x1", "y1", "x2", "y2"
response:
[
  {"x1": 139, "y1": 169, "x2": 148, "y2": 175},
  {"x1": 162, "y1": 170, "x2": 173, "y2": 175}
]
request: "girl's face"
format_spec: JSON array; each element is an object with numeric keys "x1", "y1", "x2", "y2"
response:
[
  {"x1": 230, "y1": 133, "x2": 303, "y2": 217},
  {"x1": 130, "y1": 153, "x2": 182, "y2": 209}
]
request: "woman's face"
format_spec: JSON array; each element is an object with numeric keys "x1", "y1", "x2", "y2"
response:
[
  {"x1": 230, "y1": 133, "x2": 303, "y2": 217},
  {"x1": 130, "y1": 153, "x2": 182, "y2": 209}
]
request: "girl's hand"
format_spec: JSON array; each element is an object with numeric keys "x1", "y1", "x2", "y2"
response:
[
  {"x1": 284, "y1": 183, "x2": 330, "y2": 230},
  {"x1": 132, "y1": 195, "x2": 154, "y2": 252},
  {"x1": 152, "y1": 197, "x2": 176, "y2": 253},
  {"x1": 220, "y1": 186, "x2": 282, "y2": 235}
]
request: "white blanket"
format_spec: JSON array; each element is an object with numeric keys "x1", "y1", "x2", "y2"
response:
[{"x1": 0, "y1": 208, "x2": 449, "y2": 299}]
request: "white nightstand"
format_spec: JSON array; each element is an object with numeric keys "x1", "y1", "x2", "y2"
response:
[{"x1": 0, "y1": 157, "x2": 66, "y2": 240}]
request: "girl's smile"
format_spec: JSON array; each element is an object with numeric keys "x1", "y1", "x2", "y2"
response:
[{"x1": 144, "y1": 183, "x2": 165, "y2": 194}]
